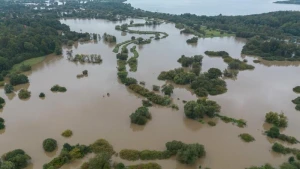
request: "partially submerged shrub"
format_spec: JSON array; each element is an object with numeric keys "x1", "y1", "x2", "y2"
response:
[
  {"x1": 39, "y1": 92, "x2": 45, "y2": 98},
  {"x1": 18, "y1": 89, "x2": 31, "y2": 99},
  {"x1": 2, "y1": 149, "x2": 31, "y2": 169},
  {"x1": 265, "y1": 112, "x2": 287, "y2": 128},
  {"x1": 51, "y1": 85, "x2": 67, "y2": 92},
  {"x1": 90, "y1": 139, "x2": 114, "y2": 155},
  {"x1": 162, "y1": 84, "x2": 174, "y2": 96},
  {"x1": 43, "y1": 138, "x2": 57, "y2": 152},
  {"x1": 142, "y1": 100, "x2": 153, "y2": 107},
  {"x1": 239, "y1": 133, "x2": 255, "y2": 142},
  {"x1": 130, "y1": 106, "x2": 151, "y2": 125},
  {"x1": 119, "y1": 149, "x2": 140, "y2": 161},
  {"x1": 184, "y1": 99, "x2": 221, "y2": 119},
  {"x1": 61, "y1": 129, "x2": 73, "y2": 137},
  {"x1": 153, "y1": 85, "x2": 160, "y2": 91},
  {"x1": 4, "y1": 84, "x2": 14, "y2": 94},
  {"x1": 10, "y1": 74, "x2": 29, "y2": 86},
  {"x1": 293, "y1": 86, "x2": 300, "y2": 93},
  {"x1": 207, "y1": 121, "x2": 216, "y2": 126},
  {"x1": 82, "y1": 70, "x2": 88, "y2": 75}
]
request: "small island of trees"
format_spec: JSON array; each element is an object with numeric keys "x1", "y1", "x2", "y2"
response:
[
  {"x1": 1, "y1": 149, "x2": 31, "y2": 169},
  {"x1": 186, "y1": 37, "x2": 198, "y2": 43},
  {"x1": 51, "y1": 85, "x2": 67, "y2": 92},
  {"x1": 18, "y1": 89, "x2": 31, "y2": 99},
  {"x1": 43, "y1": 138, "x2": 57, "y2": 152},
  {"x1": 265, "y1": 111, "x2": 288, "y2": 128},
  {"x1": 130, "y1": 106, "x2": 151, "y2": 125}
]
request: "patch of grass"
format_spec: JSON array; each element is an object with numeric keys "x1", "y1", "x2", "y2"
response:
[
  {"x1": 10, "y1": 56, "x2": 44, "y2": 73},
  {"x1": 200, "y1": 26, "x2": 233, "y2": 38},
  {"x1": 239, "y1": 133, "x2": 255, "y2": 142}
]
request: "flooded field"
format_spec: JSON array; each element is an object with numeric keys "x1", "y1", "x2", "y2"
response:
[{"x1": 1, "y1": 18, "x2": 300, "y2": 169}]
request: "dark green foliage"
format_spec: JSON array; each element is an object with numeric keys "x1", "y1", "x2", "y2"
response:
[
  {"x1": 216, "y1": 114, "x2": 247, "y2": 127},
  {"x1": 253, "y1": 60, "x2": 261, "y2": 63},
  {"x1": 194, "y1": 88, "x2": 208, "y2": 97},
  {"x1": 61, "y1": 130, "x2": 73, "y2": 137},
  {"x1": 265, "y1": 112, "x2": 288, "y2": 128},
  {"x1": 190, "y1": 74, "x2": 227, "y2": 95},
  {"x1": 177, "y1": 143, "x2": 206, "y2": 164},
  {"x1": 296, "y1": 104, "x2": 300, "y2": 111},
  {"x1": 0, "y1": 120, "x2": 5, "y2": 130},
  {"x1": 88, "y1": 152, "x2": 111, "y2": 169},
  {"x1": 51, "y1": 85, "x2": 67, "y2": 92},
  {"x1": 223, "y1": 69, "x2": 238, "y2": 78},
  {"x1": 289, "y1": 156, "x2": 295, "y2": 163},
  {"x1": 19, "y1": 64, "x2": 31, "y2": 72},
  {"x1": 242, "y1": 37, "x2": 300, "y2": 61},
  {"x1": 266, "y1": 127, "x2": 299, "y2": 144},
  {"x1": 239, "y1": 133, "x2": 255, "y2": 142},
  {"x1": 4, "y1": 84, "x2": 14, "y2": 94},
  {"x1": 158, "y1": 68, "x2": 196, "y2": 85},
  {"x1": 205, "y1": 51, "x2": 229, "y2": 57},
  {"x1": 177, "y1": 55, "x2": 203, "y2": 67},
  {"x1": 103, "y1": 33, "x2": 116, "y2": 43},
  {"x1": 128, "y1": 84, "x2": 171, "y2": 106},
  {"x1": 119, "y1": 149, "x2": 171, "y2": 161},
  {"x1": 116, "y1": 53, "x2": 128, "y2": 61},
  {"x1": 130, "y1": 106, "x2": 151, "y2": 125},
  {"x1": 2, "y1": 149, "x2": 31, "y2": 169},
  {"x1": 43, "y1": 143, "x2": 90, "y2": 169},
  {"x1": 115, "y1": 163, "x2": 126, "y2": 169},
  {"x1": 293, "y1": 97, "x2": 300, "y2": 104},
  {"x1": 0, "y1": 97, "x2": 5, "y2": 104},
  {"x1": 152, "y1": 85, "x2": 160, "y2": 91},
  {"x1": 18, "y1": 89, "x2": 31, "y2": 99},
  {"x1": 124, "y1": 77, "x2": 137, "y2": 86},
  {"x1": 10, "y1": 74, "x2": 29, "y2": 86},
  {"x1": 166, "y1": 140, "x2": 185, "y2": 155},
  {"x1": 117, "y1": 71, "x2": 128, "y2": 80},
  {"x1": 82, "y1": 70, "x2": 88, "y2": 75},
  {"x1": 246, "y1": 164, "x2": 275, "y2": 169},
  {"x1": 184, "y1": 99, "x2": 221, "y2": 119},
  {"x1": 43, "y1": 138, "x2": 57, "y2": 152},
  {"x1": 272, "y1": 143, "x2": 289, "y2": 154},
  {"x1": 162, "y1": 84, "x2": 174, "y2": 96},
  {"x1": 207, "y1": 68, "x2": 222, "y2": 79},
  {"x1": 171, "y1": 104, "x2": 179, "y2": 110},
  {"x1": 142, "y1": 100, "x2": 153, "y2": 107},
  {"x1": 0, "y1": 161, "x2": 16, "y2": 169},
  {"x1": 186, "y1": 37, "x2": 198, "y2": 43},
  {"x1": 39, "y1": 92, "x2": 45, "y2": 98}
]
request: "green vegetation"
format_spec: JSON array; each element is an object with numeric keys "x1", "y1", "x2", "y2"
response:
[
  {"x1": 265, "y1": 127, "x2": 299, "y2": 144},
  {"x1": 292, "y1": 97, "x2": 300, "y2": 111},
  {"x1": 72, "y1": 54, "x2": 102, "y2": 63},
  {"x1": 184, "y1": 99, "x2": 221, "y2": 119},
  {"x1": 128, "y1": 84, "x2": 171, "y2": 106},
  {"x1": 119, "y1": 149, "x2": 140, "y2": 161},
  {"x1": 127, "y1": 163, "x2": 161, "y2": 169},
  {"x1": 246, "y1": 164, "x2": 275, "y2": 169},
  {"x1": 43, "y1": 138, "x2": 57, "y2": 152},
  {"x1": 113, "y1": 40, "x2": 133, "y2": 53},
  {"x1": 51, "y1": 85, "x2": 67, "y2": 92},
  {"x1": 153, "y1": 85, "x2": 160, "y2": 91},
  {"x1": 186, "y1": 37, "x2": 198, "y2": 43},
  {"x1": 223, "y1": 69, "x2": 239, "y2": 78},
  {"x1": 89, "y1": 139, "x2": 114, "y2": 155},
  {"x1": 162, "y1": 84, "x2": 174, "y2": 96},
  {"x1": 271, "y1": 142, "x2": 300, "y2": 155},
  {"x1": 242, "y1": 37, "x2": 300, "y2": 61},
  {"x1": 10, "y1": 57, "x2": 44, "y2": 74},
  {"x1": 239, "y1": 133, "x2": 255, "y2": 142},
  {"x1": 274, "y1": 0, "x2": 300, "y2": 4},
  {"x1": 205, "y1": 51, "x2": 229, "y2": 57},
  {"x1": 39, "y1": 92, "x2": 45, "y2": 98},
  {"x1": 0, "y1": 117, "x2": 5, "y2": 130},
  {"x1": 1, "y1": 149, "x2": 31, "y2": 169},
  {"x1": 171, "y1": 104, "x2": 179, "y2": 110},
  {"x1": 61, "y1": 129, "x2": 73, "y2": 137},
  {"x1": 4, "y1": 84, "x2": 14, "y2": 94},
  {"x1": 103, "y1": 33, "x2": 116, "y2": 43},
  {"x1": 43, "y1": 143, "x2": 90, "y2": 169},
  {"x1": 142, "y1": 100, "x2": 153, "y2": 107},
  {"x1": 216, "y1": 114, "x2": 247, "y2": 128},
  {"x1": 293, "y1": 86, "x2": 300, "y2": 93},
  {"x1": 10, "y1": 74, "x2": 29, "y2": 86},
  {"x1": 0, "y1": 97, "x2": 5, "y2": 107},
  {"x1": 127, "y1": 46, "x2": 139, "y2": 72},
  {"x1": 207, "y1": 121, "x2": 216, "y2": 126},
  {"x1": 130, "y1": 106, "x2": 151, "y2": 125},
  {"x1": 18, "y1": 89, "x2": 31, "y2": 99},
  {"x1": 177, "y1": 55, "x2": 203, "y2": 68},
  {"x1": 265, "y1": 112, "x2": 288, "y2": 128}
]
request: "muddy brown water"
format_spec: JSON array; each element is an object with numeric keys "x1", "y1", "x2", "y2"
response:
[{"x1": 1, "y1": 18, "x2": 300, "y2": 169}]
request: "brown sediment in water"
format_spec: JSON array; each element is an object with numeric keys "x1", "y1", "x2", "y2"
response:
[{"x1": 0, "y1": 18, "x2": 300, "y2": 169}]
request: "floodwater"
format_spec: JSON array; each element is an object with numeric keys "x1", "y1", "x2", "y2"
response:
[
  {"x1": 1, "y1": 18, "x2": 300, "y2": 169},
  {"x1": 125, "y1": 0, "x2": 300, "y2": 16}
]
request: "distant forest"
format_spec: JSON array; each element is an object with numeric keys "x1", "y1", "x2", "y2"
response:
[{"x1": 274, "y1": 0, "x2": 300, "y2": 5}]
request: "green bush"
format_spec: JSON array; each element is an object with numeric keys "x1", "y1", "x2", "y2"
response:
[
  {"x1": 19, "y1": 64, "x2": 31, "y2": 72},
  {"x1": 186, "y1": 37, "x2": 198, "y2": 43},
  {"x1": 207, "y1": 68, "x2": 222, "y2": 79},
  {"x1": 0, "y1": 122, "x2": 5, "y2": 130},
  {"x1": 2, "y1": 149, "x2": 31, "y2": 169},
  {"x1": 82, "y1": 70, "x2": 88, "y2": 75},
  {"x1": 124, "y1": 77, "x2": 137, "y2": 86},
  {"x1": 51, "y1": 85, "x2": 67, "y2": 92},
  {"x1": 204, "y1": 51, "x2": 229, "y2": 57},
  {"x1": 171, "y1": 104, "x2": 179, "y2": 110},
  {"x1": 0, "y1": 97, "x2": 5, "y2": 104},
  {"x1": 142, "y1": 100, "x2": 153, "y2": 107},
  {"x1": 266, "y1": 127, "x2": 298, "y2": 144},
  {"x1": 184, "y1": 99, "x2": 221, "y2": 119},
  {"x1": 296, "y1": 104, "x2": 300, "y2": 111},
  {"x1": 10, "y1": 74, "x2": 29, "y2": 86},
  {"x1": 88, "y1": 152, "x2": 111, "y2": 169},
  {"x1": 208, "y1": 121, "x2": 216, "y2": 126},
  {"x1": 119, "y1": 149, "x2": 140, "y2": 161},
  {"x1": 4, "y1": 84, "x2": 14, "y2": 94},
  {"x1": 194, "y1": 88, "x2": 208, "y2": 97},
  {"x1": 177, "y1": 143, "x2": 206, "y2": 164},
  {"x1": 265, "y1": 112, "x2": 288, "y2": 128},
  {"x1": 130, "y1": 106, "x2": 151, "y2": 125},
  {"x1": 61, "y1": 130, "x2": 73, "y2": 137},
  {"x1": 90, "y1": 139, "x2": 114, "y2": 155},
  {"x1": 293, "y1": 86, "x2": 300, "y2": 93},
  {"x1": 127, "y1": 163, "x2": 161, "y2": 169},
  {"x1": 165, "y1": 140, "x2": 185, "y2": 155},
  {"x1": 266, "y1": 127, "x2": 280, "y2": 138},
  {"x1": 39, "y1": 92, "x2": 45, "y2": 98},
  {"x1": 253, "y1": 60, "x2": 261, "y2": 63},
  {"x1": 272, "y1": 143, "x2": 288, "y2": 154},
  {"x1": 177, "y1": 55, "x2": 203, "y2": 67},
  {"x1": 18, "y1": 89, "x2": 31, "y2": 99},
  {"x1": 43, "y1": 138, "x2": 57, "y2": 152},
  {"x1": 292, "y1": 97, "x2": 300, "y2": 104},
  {"x1": 162, "y1": 84, "x2": 174, "y2": 96},
  {"x1": 239, "y1": 133, "x2": 255, "y2": 142}
]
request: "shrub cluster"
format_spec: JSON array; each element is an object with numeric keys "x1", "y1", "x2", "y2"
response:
[
  {"x1": 292, "y1": 97, "x2": 300, "y2": 111},
  {"x1": 293, "y1": 86, "x2": 300, "y2": 93},
  {"x1": 119, "y1": 149, "x2": 172, "y2": 161},
  {"x1": 43, "y1": 143, "x2": 90, "y2": 169},
  {"x1": 130, "y1": 106, "x2": 151, "y2": 125},
  {"x1": 0, "y1": 117, "x2": 5, "y2": 130},
  {"x1": 152, "y1": 85, "x2": 160, "y2": 91},
  {"x1": 43, "y1": 138, "x2": 57, "y2": 152},
  {"x1": 51, "y1": 85, "x2": 67, "y2": 92},
  {"x1": 1, "y1": 149, "x2": 31, "y2": 169},
  {"x1": 39, "y1": 92, "x2": 45, "y2": 98},
  {"x1": 239, "y1": 133, "x2": 255, "y2": 142},
  {"x1": 127, "y1": 163, "x2": 161, "y2": 169},
  {"x1": 128, "y1": 84, "x2": 171, "y2": 106},
  {"x1": 10, "y1": 74, "x2": 29, "y2": 86},
  {"x1": 0, "y1": 97, "x2": 5, "y2": 109},
  {"x1": 216, "y1": 114, "x2": 247, "y2": 128},
  {"x1": 4, "y1": 84, "x2": 14, "y2": 94},
  {"x1": 204, "y1": 51, "x2": 229, "y2": 57},
  {"x1": 103, "y1": 33, "x2": 116, "y2": 43},
  {"x1": 186, "y1": 37, "x2": 198, "y2": 43},
  {"x1": 142, "y1": 100, "x2": 153, "y2": 107},
  {"x1": 89, "y1": 139, "x2": 114, "y2": 155},
  {"x1": 18, "y1": 89, "x2": 31, "y2": 99},
  {"x1": 162, "y1": 84, "x2": 174, "y2": 96},
  {"x1": 266, "y1": 127, "x2": 299, "y2": 144},
  {"x1": 207, "y1": 121, "x2": 216, "y2": 126},
  {"x1": 265, "y1": 112, "x2": 288, "y2": 128},
  {"x1": 184, "y1": 99, "x2": 221, "y2": 119},
  {"x1": 61, "y1": 129, "x2": 73, "y2": 137},
  {"x1": 177, "y1": 55, "x2": 203, "y2": 67}
]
